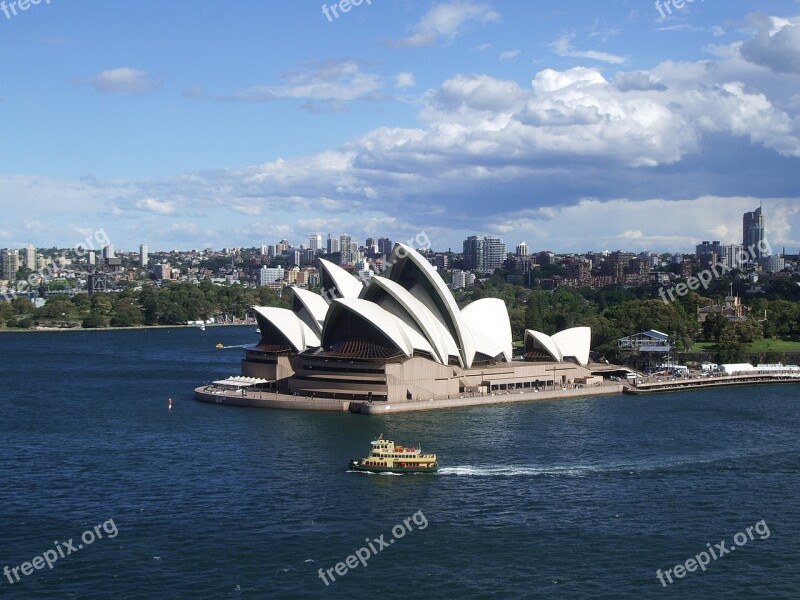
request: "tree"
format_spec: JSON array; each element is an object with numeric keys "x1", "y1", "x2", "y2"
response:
[
  {"x1": 109, "y1": 298, "x2": 144, "y2": 327},
  {"x1": 701, "y1": 313, "x2": 726, "y2": 343},
  {"x1": 36, "y1": 296, "x2": 78, "y2": 320},
  {"x1": 82, "y1": 310, "x2": 107, "y2": 328},
  {"x1": 718, "y1": 320, "x2": 764, "y2": 362},
  {"x1": 11, "y1": 297, "x2": 34, "y2": 315}
]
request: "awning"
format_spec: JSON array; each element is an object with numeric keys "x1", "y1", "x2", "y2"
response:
[{"x1": 211, "y1": 376, "x2": 271, "y2": 388}]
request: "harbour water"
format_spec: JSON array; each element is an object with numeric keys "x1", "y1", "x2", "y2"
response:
[{"x1": 1, "y1": 326, "x2": 798, "y2": 599}]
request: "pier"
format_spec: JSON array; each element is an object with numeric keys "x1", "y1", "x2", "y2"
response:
[{"x1": 194, "y1": 383, "x2": 625, "y2": 413}]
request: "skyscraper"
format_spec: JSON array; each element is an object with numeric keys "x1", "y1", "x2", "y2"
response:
[
  {"x1": 485, "y1": 236, "x2": 506, "y2": 272},
  {"x1": 377, "y1": 237, "x2": 393, "y2": 255},
  {"x1": 516, "y1": 241, "x2": 528, "y2": 256},
  {"x1": 327, "y1": 235, "x2": 339, "y2": 255},
  {"x1": 339, "y1": 234, "x2": 352, "y2": 266},
  {"x1": 463, "y1": 235, "x2": 505, "y2": 273},
  {"x1": 140, "y1": 244, "x2": 149, "y2": 267},
  {"x1": 25, "y1": 244, "x2": 36, "y2": 269},
  {"x1": 309, "y1": 233, "x2": 323, "y2": 253},
  {"x1": 743, "y1": 206, "x2": 765, "y2": 258},
  {"x1": 463, "y1": 236, "x2": 485, "y2": 271},
  {"x1": 1, "y1": 249, "x2": 20, "y2": 279}
]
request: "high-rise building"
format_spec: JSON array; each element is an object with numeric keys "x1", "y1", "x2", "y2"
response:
[
  {"x1": 88, "y1": 251, "x2": 96, "y2": 266},
  {"x1": 276, "y1": 239, "x2": 290, "y2": 254},
  {"x1": 102, "y1": 244, "x2": 114, "y2": 259},
  {"x1": 339, "y1": 234, "x2": 353, "y2": 266},
  {"x1": 377, "y1": 237, "x2": 393, "y2": 255},
  {"x1": 309, "y1": 233, "x2": 323, "y2": 253},
  {"x1": 260, "y1": 245, "x2": 269, "y2": 256},
  {"x1": 696, "y1": 241, "x2": 723, "y2": 268},
  {"x1": 486, "y1": 237, "x2": 506, "y2": 272},
  {"x1": 25, "y1": 244, "x2": 36, "y2": 269},
  {"x1": 327, "y1": 235, "x2": 339, "y2": 255},
  {"x1": 720, "y1": 244, "x2": 745, "y2": 270},
  {"x1": 743, "y1": 206, "x2": 765, "y2": 258},
  {"x1": 464, "y1": 235, "x2": 505, "y2": 273},
  {"x1": 463, "y1": 236, "x2": 485, "y2": 271},
  {"x1": 516, "y1": 242, "x2": 528, "y2": 256},
  {"x1": 1, "y1": 248, "x2": 20, "y2": 279},
  {"x1": 140, "y1": 244, "x2": 149, "y2": 267}
]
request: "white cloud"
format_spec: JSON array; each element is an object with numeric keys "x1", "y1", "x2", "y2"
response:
[
  {"x1": 485, "y1": 197, "x2": 800, "y2": 253},
  {"x1": 499, "y1": 49, "x2": 520, "y2": 61},
  {"x1": 395, "y1": 72, "x2": 416, "y2": 88},
  {"x1": 230, "y1": 205, "x2": 262, "y2": 216},
  {"x1": 550, "y1": 32, "x2": 627, "y2": 65},
  {"x1": 136, "y1": 198, "x2": 176, "y2": 215},
  {"x1": 4, "y1": 31, "x2": 800, "y2": 253},
  {"x1": 392, "y1": 1, "x2": 500, "y2": 48},
  {"x1": 89, "y1": 67, "x2": 161, "y2": 95},
  {"x1": 232, "y1": 60, "x2": 382, "y2": 103}
]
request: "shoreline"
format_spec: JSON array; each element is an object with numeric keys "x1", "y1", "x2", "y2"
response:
[
  {"x1": 0, "y1": 322, "x2": 256, "y2": 334},
  {"x1": 195, "y1": 371, "x2": 800, "y2": 414},
  {"x1": 194, "y1": 384, "x2": 626, "y2": 414}
]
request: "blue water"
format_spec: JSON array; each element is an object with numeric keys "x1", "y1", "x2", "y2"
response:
[{"x1": 1, "y1": 326, "x2": 799, "y2": 599}]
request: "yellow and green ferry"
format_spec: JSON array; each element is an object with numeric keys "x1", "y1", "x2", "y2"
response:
[{"x1": 349, "y1": 434, "x2": 438, "y2": 474}]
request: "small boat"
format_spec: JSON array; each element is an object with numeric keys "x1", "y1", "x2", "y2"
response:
[
  {"x1": 215, "y1": 343, "x2": 224, "y2": 349},
  {"x1": 348, "y1": 434, "x2": 438, "y2": 474}
]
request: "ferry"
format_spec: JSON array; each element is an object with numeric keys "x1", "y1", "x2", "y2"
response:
[{"x1": 349, "y1": 434, "x2": 438, "y2": 474}]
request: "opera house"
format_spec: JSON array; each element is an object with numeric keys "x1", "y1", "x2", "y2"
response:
[{"x1": 200, "y1": 243, "x2": 600, "y2": 408}]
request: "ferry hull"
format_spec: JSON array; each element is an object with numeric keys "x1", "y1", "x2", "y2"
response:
[{"x1": 348, "y1": 460, "x2": 437, "y2": 474}]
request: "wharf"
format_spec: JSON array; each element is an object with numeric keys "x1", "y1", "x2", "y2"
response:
[
  {"x1": 194, "y1": 383, "x2": 624, "y2": 413},
  {"x1": 624, "y1": 372, "x2": 800, "y2": 395}
]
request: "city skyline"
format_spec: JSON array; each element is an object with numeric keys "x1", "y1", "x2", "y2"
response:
[{"x1": 0, "y1": 2, "x2": 798, "y2": 252}]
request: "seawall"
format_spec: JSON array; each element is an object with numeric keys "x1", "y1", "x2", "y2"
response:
[{"x1": 194, "y1": 384, "x2": 625, "y2": 414}]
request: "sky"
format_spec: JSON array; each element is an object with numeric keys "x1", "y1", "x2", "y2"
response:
[{"x1": 1, "y1": 0, "x2": 799, "y2": 254}]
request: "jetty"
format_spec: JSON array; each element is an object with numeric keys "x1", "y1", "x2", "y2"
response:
[{"x1": 624, "y1": 371, "x2": 800, "y2": 395}]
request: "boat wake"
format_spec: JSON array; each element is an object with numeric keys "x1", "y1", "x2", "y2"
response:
[
  {"x1": 438, "y1": 449, "x2": 786, "y2": 478},
  {"x1": 439, "y1": 465, "x2": 626, "y2": 477}
]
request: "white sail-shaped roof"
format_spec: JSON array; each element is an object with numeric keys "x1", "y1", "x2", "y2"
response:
[
  {"x1": 525, "y1": 330, "x2": 563, "y2": 362},
  {"x1": 322, "y1": 298, "x2": 435, "y2": 359},
  {"x1": 253, "y1": 306, "x2": 320, "y2": 352},
  {"x1": 360, "y1": 275, "x2": 459, "y2": 365},
  {"x1": 387, "y1": 243, "x2": 476, "y2": 367},
  {"x1": 290, "y1": 287, "x2": 329, "y2": 334},
  {"x1": 524, "y1": 326, "x2": 591, "y2": 367},
  {"x1": 318, "y1": 258, "x2": 363, "y2": 301},
  {"x1": 552, "y1": 326, "x2": 591, "y2": 367},
  {"x1": 461, "y1": 298, "x2": 513, "y2": 362}
]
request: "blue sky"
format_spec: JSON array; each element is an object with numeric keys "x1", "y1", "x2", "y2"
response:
[{"x1": 1, "y1": 0, "x2": 799, "y2": 253}]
